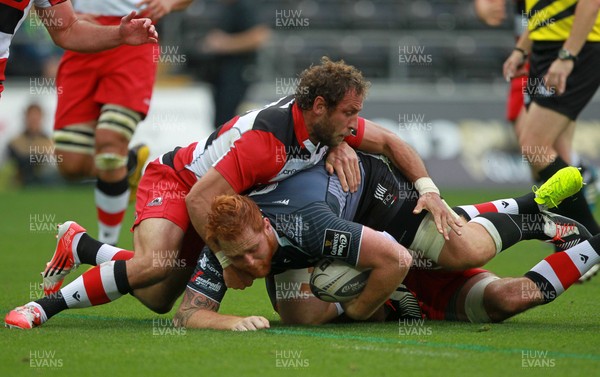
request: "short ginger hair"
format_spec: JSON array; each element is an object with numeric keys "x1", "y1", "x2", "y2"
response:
[
  {"x1": 205, "y1": 195, "x2": 264, "y2": 249},
  {"x1": 295, "y1": 56, "x2": 370, "y2": 110}
]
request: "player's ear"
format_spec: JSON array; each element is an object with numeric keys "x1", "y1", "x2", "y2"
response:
[
  {"x1": 312, "y1": 96, "x2": 327, "y2": 115},
  {"x1": 263, "y1": 216, "x2": 271, "y2": 229}
]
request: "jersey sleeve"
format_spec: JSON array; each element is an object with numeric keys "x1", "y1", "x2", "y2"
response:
[
  {"x1": 35, "y1": 0, "x2": 66, "y2": 8},
  {"x1": 214, "y1": 130, "x2": 287, "y2": 193},
  {"x1": 295, "y1": 202, "x2": 364, "y2": 267},
  {"x1": 343, "y1": 117, "x2": 365, "y2": 148},
  {"x1": 186, "y1": 247, "x2": 227, "y2": 304}
]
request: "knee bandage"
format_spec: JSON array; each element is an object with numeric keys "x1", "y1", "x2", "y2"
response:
[
  {"x1": 410, "y1": 213, "x2": 445, "y2": 263},
  {"x1": 97, "y1": 104, "x2": 141, "y2": 140},
  {"x1": 53, "y1": 124, "x2": 95, "y2": 155},
  {"x1": 464, "y1": 276, "x2": 500, "y2": 323},
  {"x1": 94, "y1": 104, "x2": 141, "y2": 171},
  {"x1": 95, "y1": 153, "x2": 128, "y2": 170}
]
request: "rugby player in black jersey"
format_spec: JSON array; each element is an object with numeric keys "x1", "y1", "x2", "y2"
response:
[{"x1": 173, "y1": 153, "x2": 594, "y2": 330}]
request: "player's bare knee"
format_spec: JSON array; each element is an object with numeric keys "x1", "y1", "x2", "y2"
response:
[
  {"x1": 56, "y1": 156, "x2": 90, "y2": 179},
  {"x1": 134, "y1": 291, "x2": 175, "y2": 314},
  {"x1": 127, "y1": 255, "x2": 172, "y2": 287}
]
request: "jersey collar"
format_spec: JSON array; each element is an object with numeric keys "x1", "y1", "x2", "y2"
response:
[{"x1": 292, "y1": 102, "x2": 311, "y2": 149}]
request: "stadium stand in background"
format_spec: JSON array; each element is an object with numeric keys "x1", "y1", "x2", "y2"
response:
[
  {"x1": 7, "y1": 0, "x2": 513, "y2": 85},
  {"x1": 178, "y1": 0, "x2": 513, "y2": 84},
  {"x1": 3, "y1": 1, "x2": 600, "y2": 190}
]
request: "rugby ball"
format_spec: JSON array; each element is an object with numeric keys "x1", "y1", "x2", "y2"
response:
[{"x1": 309, "y1": 259, "x2": 371, "y2": 302}]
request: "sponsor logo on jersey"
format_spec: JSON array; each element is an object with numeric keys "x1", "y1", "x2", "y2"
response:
[
  {"x1": 322, "y1": 229, "x2": 352, "y2": 259},
  {"x1": 194, "y1": 277, "x2": 223, "y2": 293},
  {"x1": 374, "y1": 183, "x2": 397, "y2": 207},
  {"x1": 148, "y1": 197, "x2": 163, "y2": 207},
  {"x1": 198, "y1": 253, "x2": 222, "y2": 276},
  {"x1": 374, "y1": 184, "x2": 387, "y2": 200},
  {"x1": 248, "y1": 183, "x2": 279, "y2": 196},
  {"x1": 272, "y1": 199, "x2": 290, "y2": 205},
  {"x1": 199, "y1": 254, "x2": 208, "y2": 269}
]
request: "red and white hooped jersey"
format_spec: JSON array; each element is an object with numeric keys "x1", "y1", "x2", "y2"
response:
[
  {"x1": 159, "y1": 96, "x2": 366, "y2": 194},
  {"x1": 0, "y1": 0, "x2": 65, "y2": 92},
  {"x1": 73, "y1": 0, "x2": 140, "y2": 16}
]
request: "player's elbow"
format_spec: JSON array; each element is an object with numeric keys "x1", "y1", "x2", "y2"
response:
[
  {"x1": 172, "y1": 310, "x2": 187, "y2": 327},
  {"x1": 173, "y1": 307, "x2": 198, "y2": 328},
  {"x1": 185, "y1": 190, "x2": 202, "y2": 213},
  {"x1": 47, "y1": 29, "x2": 69, "y2": 50}
]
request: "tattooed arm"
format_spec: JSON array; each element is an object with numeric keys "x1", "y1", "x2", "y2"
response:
[{"x1": 173, "y1": 288, "x2": 270, "y2": 331}]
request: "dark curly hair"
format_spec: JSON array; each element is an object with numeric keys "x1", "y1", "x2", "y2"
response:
[{"x1": 295, "y1": 57, "x2": 370, "y2": 110}]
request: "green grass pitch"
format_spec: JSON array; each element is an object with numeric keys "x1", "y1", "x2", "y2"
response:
[{"x1": 1, "y1": 186, "x2": 599, "y2": 377}]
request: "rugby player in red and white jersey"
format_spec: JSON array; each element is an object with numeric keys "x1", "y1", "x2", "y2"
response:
[
  {"x1": 0, "y1": 0, "x2": 157, "y2": 97},
  {"x1": 5, "y1": 57, "x2": 461, "y2": 329},
  {"x1": 51, "y1": 0, "x2": 191, "y2": 248}
]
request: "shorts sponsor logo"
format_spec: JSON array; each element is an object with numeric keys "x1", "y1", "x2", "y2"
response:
[
  {"x1": 147, "y1": 197, "x2": 163, "y2": 207},
  {"x1": 322, "y1": 229, "x2": 351, "y2": 259}
]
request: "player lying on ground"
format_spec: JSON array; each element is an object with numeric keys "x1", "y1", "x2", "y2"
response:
[
  {"x1": 170, "y1": 154, "x2": 592, "y2": 330},
  {"x1": 4, "y1": 58, "x2": 457, "y2": 329},
  {"x1": 6, "y1": 151, "x2": 589, "y2": 330}
]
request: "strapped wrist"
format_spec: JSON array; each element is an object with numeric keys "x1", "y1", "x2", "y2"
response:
[
  {"x1": 215, "y1": 251, "x2": 231, "y2": 268},
  {"x1": 414, "y1": 177, "x2": 440, "y2": 196}
]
